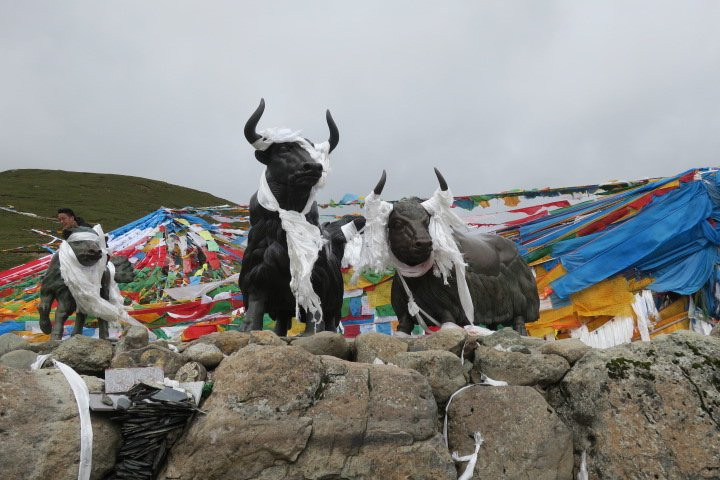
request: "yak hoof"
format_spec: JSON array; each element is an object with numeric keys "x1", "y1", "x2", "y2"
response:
[{"x1": 39, "y1": 318, "x2": 52, "y2": 335}]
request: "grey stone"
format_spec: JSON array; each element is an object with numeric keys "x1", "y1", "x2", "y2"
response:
[
  {"x1": 409, "y1": 327, "x2": 468, "y2": 356},
  {"x1": 25, "y1": 340, "x2": 61, "y2": 354},
  {"x1": 289, "y1": 331, "x2": 351, "y2": 359},
  {"x1": 0, "y1": 349, "x2": 38, "y2": 370},
  {"x1": 540, "y1": 338, "x2": 591, "y2": 365},
  {"x1": 175, "y1": 361, "x2": 207, "y2": 382},
  {"x1": 472, "y1": 344, "x2": 570, "y2": 386},
  {"x1": 194, "y1": 330, "x2": 250, "y2": 355},
  {"x1": 105, "y1": 366, "x2": 164, "y2": 393},
  {"x1": 447, "y1": 385, "x2": 573, "y2": 480},
  {"x1": 52, "y1": 335, "x2": 113, "y2": 375},
  {"x1": 184, "y1": 343, "x2": 224, "y2": 369},
  {"x1": 547, "y1": 330, "x2": 720, "y2": 479},
  {"x1": 0, "y1": 365, "x2": 122, "y2": 479},
  {"x1": 110, "y1": 344, "x2": 185, "y2": 376},
  {"x1": 115, "y1": 325, "x2": 149, "y2": 353},
  {"x1": 354, "y1": 331, "x2": 408, "y2": 363},
  {"x1": 0, "y1": 332, "x2": 28, "y2": 357},
  {"x1": 478, "y1": 327, "x2": 546, "y2": 350},
  {"x1": 393, "y1": 350, "x2": 467, "y2": 403}
]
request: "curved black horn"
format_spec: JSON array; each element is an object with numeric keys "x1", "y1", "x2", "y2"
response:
[
  {"x1": 434, "y1": 167, "x2": 448, "y2": 191},
  {"x1": 373, "y1": 170, "x2": 387, "y2": 195},
  {"x1": 326, "y1": 109, "x2": 339, "y2": 153},
  {"x1": 244, "y1": 98, "x2": 265, "y2": 145}
]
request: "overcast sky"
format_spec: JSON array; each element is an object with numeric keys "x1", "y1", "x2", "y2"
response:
[{"x1": 1, "y1": 1, "x2": 719, "y2": 204}]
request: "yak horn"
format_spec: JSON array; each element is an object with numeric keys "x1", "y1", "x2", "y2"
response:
[
  {"x1": 244, "y1": 98, "x2": 265, "y2": 145},
  {"x1": 434, "y1": 167, "x2": 448, "y2": 191},
  {"x1": 373, "y1": 170, "x2": 387, "y2": 195},
  {"x1": 326, "y1": 110, "x2": 339, "y2": 153}
]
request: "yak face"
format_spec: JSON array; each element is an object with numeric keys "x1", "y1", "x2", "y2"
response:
[
  {"x1": 387, "y1": 198, "x2": 434, "y2": 266},
  {"x1": 66, "y1": 227, "x2": 103, "y2": 267},
  {"x1": 110, "y1": 256, "x2": 135, "y2": 284},
  {"x1": 257, "y1": 141, "x2": 324, "y2": 189}
]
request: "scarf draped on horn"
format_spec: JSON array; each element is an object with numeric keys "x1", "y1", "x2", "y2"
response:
[{"x1": 253, "y1": 127, "x2": 331, "y2": 322}]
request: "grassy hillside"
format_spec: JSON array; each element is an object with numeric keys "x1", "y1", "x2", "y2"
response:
[{"x1": 0, "y1": 169, "x2": 236, "y2": 271}]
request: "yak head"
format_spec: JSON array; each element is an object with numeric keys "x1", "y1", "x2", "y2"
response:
[
  {"x1": 110, "y1": 255, "x2": 135, "y2": 284},
  {"x1": 373, "y1": 168, "x2": 449, "y2": 266},
  {"x1": 244, "y1": 98, "x2": 339, "y2": 211},
  {"x1": 66, "y1": 226, "x2": 104, "y2": 267}
]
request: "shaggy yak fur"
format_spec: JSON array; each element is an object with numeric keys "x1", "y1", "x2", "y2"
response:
[
  {"x1": 374, "y1": 170, "x2": 540, "y2": 334},
  {"x1": 239, "y1": 99, "x2": 356, "y2": 336},
  {"x1": 38, "y1": 226, "x2": 135, "y2": 340}
]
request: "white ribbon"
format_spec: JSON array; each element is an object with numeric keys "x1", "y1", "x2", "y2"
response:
[
  {"x1": 254, "y1": 132, "x2": 331, "y2": 321},
  {"x1": 452, "y1": 431, "x2": 484, "y2": 480},
  {"x1": 351, "y1": 192, "x2": 393, "y2": 281}
]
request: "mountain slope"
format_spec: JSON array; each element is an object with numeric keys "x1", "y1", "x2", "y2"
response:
[{"x1": 0, "y1": 169, "x2": 236, "y2": 270}]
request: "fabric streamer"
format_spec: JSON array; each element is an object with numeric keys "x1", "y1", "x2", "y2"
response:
[
  {"x1": 253, "y1": 128, "x2": 332, "y2": 322},
  {"x1": 58, "y1": 226, "x2": 147, "y2": 332},
  {"x1": 352, "y1": 192, "x2": 393, "y2": 280},
  {"x1": 32, "y1": 355, "x2": 93, "y2": 480},
  {"x1": 452, "y1": 431, "x2": 484, "y2": 480}
]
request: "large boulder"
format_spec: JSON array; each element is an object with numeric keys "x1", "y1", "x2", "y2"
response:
[
  {"x1": 0, "y1": 365, "x2": 121, "y2": 480},
  {"x1": 478, "y1": 327, "x2": 546, "y2": 350},
  {"x1": 194, "y1": 330, "x2": 250, "y2": 355},
  {"x1": 184, "y1": 343, "x2": 224, "y2": 369},
  {"x1": 0, "y1": 332, "x2": 27, "y2": 357},
  {"x1": 393, "y1": 350, "x2": 467, "y2": 403},
  {"x1": 539, "y1": 338, "x2": 590, "y2": 365},
  {"x1": 289, "y1": 331, "x2": 351, "y2": 359},
  {"x1": 115, "y1": 325, "x2": 149, "y2": 353},
  {"x1": 0, "y1": 349, "x2": 39, "y2": 370},
  {"x1": 110, "y1": 344, "x2": 185, "y2": 376},
  {"x1": 446, "y1": 385, "x2": 573, "y2": 479},
  {"x1": 354, "y1": 331, "x2": 408, "y2": 363},
  {"x1": 472, "y1": 344, "x2": 570, "y2": 386},
  {"x1": 160, "y1": 345, "x2": 456, "y2": 480},
  {"x1": 547, "y1": 331, "x2": 720, "y2": 479},
  {"x1": 52, "y1": 336, "x2": 113, "y2": 375},
  {"x1": 248, "y1": 330, "x2": 286, "y2": 346},
  {"x1": 409, "y1": 327, "x2": 468, "y2": 356}
]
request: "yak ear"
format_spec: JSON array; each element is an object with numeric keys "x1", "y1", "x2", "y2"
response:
[{"x1": 255, "y1": 150, "x2": 271, "y2": 165}]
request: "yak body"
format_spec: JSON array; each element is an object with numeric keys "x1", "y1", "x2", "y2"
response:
[
  {"x1": 388, "y1": 197, "x2": 539, "y2": 333},
  {"x1": 38, "y1": 226, "x2": 134, "y2": 340}
]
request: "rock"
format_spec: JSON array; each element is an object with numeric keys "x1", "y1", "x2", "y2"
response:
[
  {"x1": 115, "y1": 325, "x2": 149, "y2": 353},
  {"x1": 184, "y1": 343, "x2": 224, "y2": 369},
  {"x1": 82, "y1": 375, "x2": 105, "y2": 393},
  {"x1": 547, "y1": 331, "x2": 720, "y2": 479},
  {"x1": 0, "y1": 365, "x2": 122, "y2": 479},
  {"x1": 52, "y1": 336, "x2": 113, "y2": 375},
  {"x1": 248, "y1": 330, "x2": 286, "y2": 346},
  {"x1": 540, "y1": 338, "x2": 590, "y2": 365},
  {"x1": 409, "y1": 327, "x2": 468, "y2": 356},
  {"x1": 290, "y1": 331, "x2": 351, "y2": 359},
  {"x1": 195, "y1": 330, "x2": 249, "y2": 355},
  {"x1": 110, "y1": 344, "x2": 185, "y2": 376},
  {"x1": 160, "y1": 346, "x2": 455, "y2": 480},
  {"x1": 393, "y1": 350, "x2": 467, "y2": 403},
  {"x1": 175, "y1": 361, "x2": 207, "y2": 382},
  {"x1": 478, "y1": 327, "x2": 546, "y2": 350},
  {"x1": 711, "y1": 323, "x2": 720, "y2": 337},
  {"x1": 0, "y1": 332, "x2": 27, "y2": 357},
  {"x1": 0, "y1": 349, "x2": 38, "y2": 370},
  {"x1": 354, "y1": 331, "x2": 408, "y2": 363},
  {"x1": 26, "y1": 340, "x2": 62, "y2": 354},
  {"x1": 447, "y1": 385, "x2": 573, "y2": 480},
  {"x1": 472, "y1": 344, "x2": 570, "y2": 386}
]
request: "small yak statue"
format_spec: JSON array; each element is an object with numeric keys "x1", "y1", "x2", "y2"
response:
[
  {"x1": 39, "y1": 226, "x2": 135, "y2": 340},
  {"x1": 361, "y1": 169, "x2": 540, "y2": 334},
  {"x1": 239, "y1": 99, "x2": 355, "y2": 336}
]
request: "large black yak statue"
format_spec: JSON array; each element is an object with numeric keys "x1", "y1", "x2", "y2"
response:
[
  {"x1": 239, "y1": 99, "x2": 353, "y2": 336},
  {"x1": 370, "y1": 169, "x2": 539, "y2": 334},
  {"x1": 38, "y1": 226, "x2": 135, "y2": 340}
]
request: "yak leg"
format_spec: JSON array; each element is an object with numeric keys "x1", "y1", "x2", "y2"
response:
[
  {"x1": 514, "y1": 316, "x2": 528, "y2": 336},
  {"x1": 97, "y1": 277, "x2": 111, "y2": 340},
  {"x1": 396, "y1": 312, "x2": 415, "y2": 335},
  {"x1": 274, "y1": 314, "x2": 291, "y2": 337},
  {"x1": 241, "y1": 293, "x2": 266, "y2": 332},
  {"x1": 301, "y1": 310, "x2": 324, "y2": 336},
  {"x1": 52, "y1": 293, "x2": 75, "y2": 341},
  {"x1": 38, "y1": 291, "x2": 55, "y2": 335},
  {"x1": 97, "y1": 318, "x2": 109, "y2": 340},
  {"x1": 72, "y1": 312, "x2": 87, "y2": 336}
]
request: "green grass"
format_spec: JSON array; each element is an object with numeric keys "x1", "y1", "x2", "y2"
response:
[{"x1": 0, "y1": 169, "x2": 235, "y2": 271}]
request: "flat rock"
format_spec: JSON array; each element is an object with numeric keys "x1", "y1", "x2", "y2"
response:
[
  {"x1": 539, "y1": 338, "x2": 590, "y2": 365},
  {"x1": 0, "y1": 332, "x2": 27, "y2": 357},
  {"x1": 393, "y1": 350, "x2": 467, "y2": 403},
  {"x1": 478, "y1": 327, "x2": 547, "y2": 350},
  {"x1": 289, "y1": 331, "x2": 351, "y2": 359},
  {"x1": 0, "y1": 365, "x2": 122, "y2": 480},
  {"x1": 447, "y1": 385, "x2": 573, "y2": 479},
  {"x1": 25, "y1": 340, "x2": 62, "y2": 354},
  {"x1": 547, "y1": 331, "x2": 720, "y2": 479},
  {"x1": 472, "y1": 344, "x2": 570, "y2": 386},
  {"x1": 110, "y1": 344, "x2": 185, "y2": 376},
  {"x1": 184, "y1": 343, "x2": 224, "y2": 369},
  {"x1": 354, "y1": 331, "x2": 408, "y2": 363},
  {"x1": 0, "y1": 349, "x2": 38, "y2": 370},
  {"x1": 195, "y1": 330, "x2": 249, "y2": 354},
  {"x1": 52, "y1": 335, "x2": 114, "y2": 375},
  {"x1": 409, "y1": 327, "x2": 468, "y2": 356}
]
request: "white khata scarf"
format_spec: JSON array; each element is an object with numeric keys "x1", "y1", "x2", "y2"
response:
[
  {"x1": 58, "y1": 225, "x2": 146, "y2": 330},
  {"x1": 253, "y1": 128, "x2": 331, "y2": 321},
  {"x1": 355, "y1": 188, "x2": 475, "y2": 326}
]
